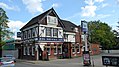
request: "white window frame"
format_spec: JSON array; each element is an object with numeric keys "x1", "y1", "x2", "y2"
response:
[
  {"x1": 47, "y1": 15, "x2": 58, "y2": 25},
  {"x1": 53, "y1": 28, "x2": 58, "y2": 38},
  {"x1": 46, "y1": 27, "x2": 52, "y2": 37},
  {"x1": 27, "y1": 46, "x2": 30, "y2": 55},
  {"x1": 32, "y1": 46, "x2": 35, "y2": 56},
  {"x1": 28, "y1": 30, "x2": 31, "y2": 38}
]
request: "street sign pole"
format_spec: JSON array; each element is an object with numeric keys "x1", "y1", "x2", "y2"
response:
[
  {"x1": 81, "y1": 20, "x2": 91, "y2": 66},
  {"x1": 84, "y1": 32, "x2": 88, "y2": 51}
]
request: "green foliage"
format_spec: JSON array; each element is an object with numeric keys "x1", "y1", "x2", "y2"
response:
[
  {"x1": 0, "y1": 8, "x2": 13, "y2": 46},
  {"x1": 88, "y1": 20, "x2": 116, "y2": 49}
]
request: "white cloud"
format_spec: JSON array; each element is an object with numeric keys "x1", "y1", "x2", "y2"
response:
[
  {"x1": 52, "y1": 3, "x2": 59, "y2": 8},
  {"x1": 94, "y1": 0, "x2": 104, "y2": 3},
  {"x1": 8, "y1": 20, "x2": 26, "y2": 31},
  {"x1": 22, "y1": 0, "x2": 44, "y2": 14},
  {"x1": 0, "y1": 2, "x2": 20, "y2": 11},
  {"x1": 84, "y1": 0, "x2": 94, "y2": 5},
  {"x1": 8, "y1": 20, "x2": 26, "y2": 39},
  {"x1": 81, "y1": 5, "x2": 97, "y2": 17},
  {"x1": 81, "y1": 0, "x2": 106, "y2": 17}
]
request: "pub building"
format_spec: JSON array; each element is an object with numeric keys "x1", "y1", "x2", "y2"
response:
[{"x1": 20, "y1": 8, "x2": 83, "y2": 60}]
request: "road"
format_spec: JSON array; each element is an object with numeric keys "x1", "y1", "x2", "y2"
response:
[{"x1": 15, "y1": 53, "x2": 117, "y2": 67}]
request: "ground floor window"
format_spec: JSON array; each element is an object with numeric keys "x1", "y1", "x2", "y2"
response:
[
  {"x1": 45, "y1": 44, "x2": 51, "y2": 55},
  {"x1": 76, "y1": 45, "x2": 80, "y2": 53},
  {"x1": 72, "y1": 44, "x2": 80, "y2": 54},
  {"x1": 27, "y1": 46, "x2": 30, "y2": 55},
  {"x1": 23, "y1": 47, "x2": 26, "y2": 55},
  {"x1": 24, "y1": 46, "x2": 27, "y2": 55},
  {"x1": 54, "y1": 44, "x2": 57, "y2": 55},
  {"x1": 58, "y1": 44, "x2": 62, "y2": 54},
  {"x1": 32, "y1": 46, "x2": 35, "y2": 56},
  {"x1": 72, "y1": 44, "x2": 75, "y2": 54}
]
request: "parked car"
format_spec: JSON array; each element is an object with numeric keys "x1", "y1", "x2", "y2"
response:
[
  {"x1": 3, "y1": 55, "x2": 16, "y2": 62},
  {"x1": 0, "y1": 57, "x2": 15, "y2": 67}
]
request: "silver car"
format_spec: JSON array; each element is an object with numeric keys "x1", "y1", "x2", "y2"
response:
[
  {"x1": 0, "y1": 57, "x2": 15, "y2": 67},
  {"x1": 3, "y1": 55, "x2": 16, "y2": 62}
]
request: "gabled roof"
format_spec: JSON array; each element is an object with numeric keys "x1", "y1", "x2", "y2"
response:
[
  {"x1": 20, "y1": 8, "x2": 77, "y2": 33},
  {"x1": 20, "y1": 8, "x2": 63, "y2": 30},
  {"x1": 61, "y1": 20, "x2": 77, "y2": 32}
]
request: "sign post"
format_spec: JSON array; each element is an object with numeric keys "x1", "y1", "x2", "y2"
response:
[{"x1": 81, "y1": 20, "x2": 91, "y2": 66}]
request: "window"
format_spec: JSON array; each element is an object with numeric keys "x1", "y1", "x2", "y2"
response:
[
  {"x1": 76, "y1": 45, "x2": 80, "y2": 53},
  {"x1": 58, "y1": 44, "x2": 62, "y2": 54},
  {"x1": 32, "y1": 46, "x2": 35, "y2": 56},
  {"x1": 45, "y1": 44, "x2": 51, "y2": 55},
  {"x1": 24, "y1": 46, "x2": 27, "y2": 55},
  {"x1": 47, "y1": 16, "x2": 58, "y2": 25},
  {"x1": 24, "y1": 47, "x2": 26, "y2": 55},
  {"x1": 28, "y1": 30, "x2": 31, "y2": 38},
  {"x1": 27, "y1": 46, "x2": 30, "y2": 55},
  {"x1": 54, "y1": 45, "x2": 57, "y2": 55},
  {"x1": 24, "y1": 31, "x2": 27, "y2": 39},
  {"x1": 64, "y1": 34, "x2": 68, "y2": 40},
  {"x1": 46, "y1": 27, "x2": 52, "y2": 37},
  {"x1": 32, "y1": 28, "x2": 35, "y2": 37},
  {"x1": 72, "y1": 44, "x2": 75, "y2": 54},
  {"x1": 47, "y1": 48, "x2": 50, "y2": 55},
  {"x1": 53, "y1": 28, "x2": 58, "y2": 37}
]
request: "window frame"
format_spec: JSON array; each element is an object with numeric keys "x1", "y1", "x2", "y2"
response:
[
  {"x1": 46, "y1": 27, "x2": 52, "y2": 37},
  {"x1": 53, "y1": 28, "x2": 58, "y2": 37},
  {"x1": 58, "y1": 44, "x2": 62, "y2": 54},
  {"x1": 27, "y1": 46, "x2": 30, "y2": 55},
  {"x1": 32, "y1": 46, "x2": 35, "y2": 56}
]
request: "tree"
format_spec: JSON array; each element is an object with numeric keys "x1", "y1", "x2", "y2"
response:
[
  {"x1": 88, "y1": 20, "x2": 116, "y2": 50},
  {"x1": 0, "y1": 8, "x2": 13, "y2": 58}
]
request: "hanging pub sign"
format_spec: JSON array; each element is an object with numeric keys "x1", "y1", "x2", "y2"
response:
[
  {"x1": 17, "y1": 32, "x2": 21, "y2": 38},
  {"x1": 81, "y1": 20, "x2": 88, "y2": 33}
]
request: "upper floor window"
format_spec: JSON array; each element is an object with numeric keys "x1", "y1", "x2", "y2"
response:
[
  {"x1": 64, "y1": 34, "x2": 68, "y2": 40},
  {"x1": 47, "y1": 16, "x2": 58, "y2": 25},
  {"x1": 53, "y1": 28, "x2": 58, "y2": 37},
  {"x1": 32, "y1": 28, "x2": 36, "y2": 37},
  {"x1": 24, "y1": 31, "x2": 27, "y2": 39},
  {"x1": 46, "y1": 27, "x2": 52, "y2": 37},
  {"x1": 28, "y1": 30, "x2": 31, "y2": 38}
]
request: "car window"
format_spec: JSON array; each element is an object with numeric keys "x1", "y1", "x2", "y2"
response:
[{"x1": 2, "y1": 58, "x2": 13, "y2": 62}]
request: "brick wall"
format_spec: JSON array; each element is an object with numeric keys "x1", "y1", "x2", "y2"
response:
[{"x1": 90, "y1": 43, "x2": 100, "y2": 55}]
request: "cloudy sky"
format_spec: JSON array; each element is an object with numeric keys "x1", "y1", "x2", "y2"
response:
[{"x1": 0, "y1": 0, "x2": 119, "y2": 38}]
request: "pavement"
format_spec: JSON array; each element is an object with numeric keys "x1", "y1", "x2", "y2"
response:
[{"x1": 16, "y1": 53, "x2": 119, "y2": 67}]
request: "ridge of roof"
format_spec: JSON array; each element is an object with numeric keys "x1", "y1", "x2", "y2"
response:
[{"x1": 20, "y1": 8, "x2": 53, "y2": 30}]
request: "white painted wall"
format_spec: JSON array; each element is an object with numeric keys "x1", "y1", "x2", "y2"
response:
[
  {"x1": 64, "y1": 32, "x2": 76, "y2": 42},
  {"x1": 39, "y1": 24, "x2": 63, "y2": 38}
]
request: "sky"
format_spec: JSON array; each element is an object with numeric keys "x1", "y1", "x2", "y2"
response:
[{"x1": 0, "y1": 0, "x2": 119, "y2": 39}]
